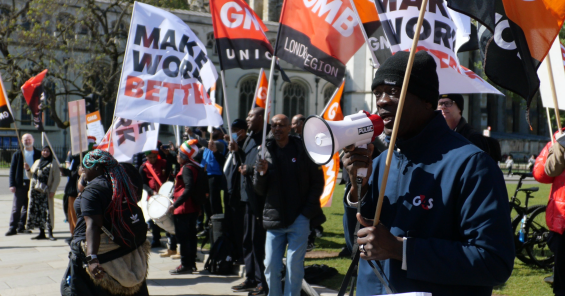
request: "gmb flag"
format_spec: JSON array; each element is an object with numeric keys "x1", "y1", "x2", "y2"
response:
[
  {"x1": 115, "y1": 2, "x2": 222, "y2": 127},
  {"x1": 275, "y1": 0, "x2": 365, "y2": 86},
  {"x1": 351, "y1": 0, "x2": 392, "y2": 67},
  {"x1": 211, "y1": 0, "x2": 273, "y2": 70},
  {"x1": 319, "y1": 80, "x2": 344, "y2": 208},
  {"x1": 448, "y1": 0, "x2": 565, "y2": 106},
  {"x1": 252, "y1": 68, "x2": 269, "y2": 109}
]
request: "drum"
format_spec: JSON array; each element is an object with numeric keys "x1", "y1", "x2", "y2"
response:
[
  {"x1": 138, "y1": 190, "x2": 149, "y2": 223},
  {"x1": 147, "y1": 194, "x2": 176, "y2": 234},
  {"x1": 158, "y1": 181, "x2": 174, "y2": 197}
]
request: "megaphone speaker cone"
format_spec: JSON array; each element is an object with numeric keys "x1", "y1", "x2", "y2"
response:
[{"x1": 302, "y1": 111, "x2": 385, "y2": 165}]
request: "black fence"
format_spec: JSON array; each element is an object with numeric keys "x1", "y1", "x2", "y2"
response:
[{"x1": 0, "y1": 146, "x2": 68, "y2": 168}]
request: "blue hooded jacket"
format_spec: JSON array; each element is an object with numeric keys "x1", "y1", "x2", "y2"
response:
[{"x1": 344, "y1": 112, "x2": 514, "y2": 296}]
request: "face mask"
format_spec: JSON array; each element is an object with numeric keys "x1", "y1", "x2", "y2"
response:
[{"x1": 231, "y1": 133, "x2": 238, "y2": 141}]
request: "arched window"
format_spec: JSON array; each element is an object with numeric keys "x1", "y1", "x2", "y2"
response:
[
  {"x1": 206, "y1": 32, "x2": 217, "y2": 55},
  {"x1": 0, "y1": 5, "x2": 11, "y2": 21},
  {"x1": 323, "y1": 85, "x2": 337, "y2": 106},
  {"x1": 283, "y1": 82, "x2": 307, "y2": 119},
  {"x1": 239, "y1": 78, "x2": 258, "y2": 119},
  {"x1": 20, "y1": 99, "x2": 31, "y2": 125}
]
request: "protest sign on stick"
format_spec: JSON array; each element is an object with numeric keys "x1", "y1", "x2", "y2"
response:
[
  {"x1": 97, "y1": 118, "x2": 160, "y2": 163},
  {"x1": 68, "y1": 100, "x2": 88, "y2": 156},
  {"x1": 86, "y1": 111, "x2": 105, "y2": 144},
  {"x1": 114, "y1": 2, "x2": 222, "y2": 128}
]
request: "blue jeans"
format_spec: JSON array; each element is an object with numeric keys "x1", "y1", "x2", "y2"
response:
[{"x1": 264, "y1": 215, "x2": 310, "y2": 296}]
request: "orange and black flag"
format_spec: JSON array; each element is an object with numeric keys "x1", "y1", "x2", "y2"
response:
[
  {"x1": 352, "y1": 0, "x2": 392, "y2": 66},
  {"x1": 0, "y1": 73, "x2": 14, "y2": 127},
  {"x1": 21, "y1": 69, "x2": 48, "y2": 132},
  {"x1": 448, "y1": 0, "x2": 565, "y2": 107},
  {"x1": 275, "y1": 0, "x2": 365, "y2": 86}
]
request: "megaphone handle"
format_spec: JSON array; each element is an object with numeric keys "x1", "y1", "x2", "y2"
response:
[{"x1": 356, "y1": 144, "x2": 368, "y2": 203}]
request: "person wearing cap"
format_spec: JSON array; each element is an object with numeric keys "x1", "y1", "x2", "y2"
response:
[
  {"x1": 168, "y1": 140, "x2": 207, "y2": 275},
  {"x1": 437, "y1": 94, "x2": 492, "y2": 156},
  {"x1": 341, "y1": 51, "x2": 514, "y2": 295}
]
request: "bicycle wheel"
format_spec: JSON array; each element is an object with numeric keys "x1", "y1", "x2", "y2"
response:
[
  {"x1": 511, "y1": 204, "x2": 545, "y2": 265},
  {"x1": 524, "y1": 206, "x2": 554, "y2": 269}
]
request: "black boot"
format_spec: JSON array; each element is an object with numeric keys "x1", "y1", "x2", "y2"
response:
[
  {"x1": 31, "y1": 229, "x2": 47, "y2": 240},
  {"x1": 48, "y1": 227, "x2": 56, "y2": 241}
]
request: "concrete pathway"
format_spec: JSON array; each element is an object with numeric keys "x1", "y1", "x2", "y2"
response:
[{"x1": 0, "y1": 192, "x2": 338, "y2": 296}]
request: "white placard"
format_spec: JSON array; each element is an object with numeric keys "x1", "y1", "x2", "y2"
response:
[
  {"x1": 86, "y1": 111, "x2": 105, "y2": 144},
  {"x1": 538, "y1": 37, "x2": 565, "y2": 110},
  {"x1": 115, "y1": 2, "x2": 222, "y2": 127}
]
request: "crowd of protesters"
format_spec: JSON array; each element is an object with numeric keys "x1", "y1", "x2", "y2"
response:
[{"x1": 7, "y1": 57, "x2": 564, "y2": 295}]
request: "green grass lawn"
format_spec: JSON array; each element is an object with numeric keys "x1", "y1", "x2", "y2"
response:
[{"x1": 307, "y1": 182, "x2": 554, "y2": 295}]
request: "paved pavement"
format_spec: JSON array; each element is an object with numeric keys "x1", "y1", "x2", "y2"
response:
[{"x1": 0, "y1": 191, "x2": 338, "y2": 296}]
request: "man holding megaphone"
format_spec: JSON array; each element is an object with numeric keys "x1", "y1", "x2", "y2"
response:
[{"x1": 336, "y1": 51, "x2": 515, "y2": 295}]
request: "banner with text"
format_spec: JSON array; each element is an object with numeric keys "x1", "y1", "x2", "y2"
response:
[
  {"x1": 97, "y1": 118, "x2": 160, "y2": 163},
  {"x1": 115, "y1": 2, "x2": 222, "y2": 127},
  {"x1": 375, "y1": 1, "x2": 502, "y2": 95},
  {"x1": 275, "y1": 0, "x2": 366, "y2": 86}
]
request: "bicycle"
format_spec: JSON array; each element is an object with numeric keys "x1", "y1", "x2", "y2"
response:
[{"x1": 509, "y1": 173, "x2": 553, "y2": 269}]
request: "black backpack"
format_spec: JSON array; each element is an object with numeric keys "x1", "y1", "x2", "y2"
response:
[
  {"x1": 186, "y1": 163, "x2": 209, "y2": 206},
  {"x1": 204, "y1": 234, "x2": 235, "y2": 275}
]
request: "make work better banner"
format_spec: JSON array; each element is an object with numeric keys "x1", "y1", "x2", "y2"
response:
[{"x1": 115, "y1": 2, "x2": 223, "y2": 127}]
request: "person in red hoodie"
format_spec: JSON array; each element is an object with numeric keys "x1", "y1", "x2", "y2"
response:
[
  {"x1": 139, "y1": 150, "x2": 175, "y2": 250},
  {"x1": 168, "y1": 139, "x2": 207, "y2": 275},
  {"x1": 532, "y1": 130, "x2": 565, "y2": 295}
]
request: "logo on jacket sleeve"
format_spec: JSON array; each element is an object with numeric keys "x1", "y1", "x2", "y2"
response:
[
  {"x1": 412, "y1": 195, "x2": 433, "y2": 210},
  {"x1": 130, "y1": 214, "x2": 140, "y2": 223}
]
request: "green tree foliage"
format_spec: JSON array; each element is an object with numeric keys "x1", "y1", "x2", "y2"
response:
[{"x1": 0, "y1": 0, "x2": 192, "y2": 129}]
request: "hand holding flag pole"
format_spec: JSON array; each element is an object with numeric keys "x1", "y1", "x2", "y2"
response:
[{"x1": 372, "y1": 0, "x2": 429, "y2": 227}]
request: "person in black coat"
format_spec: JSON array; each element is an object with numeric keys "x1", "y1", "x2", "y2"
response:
[
  {"x1": 7, "y1": 133, "x2": 40, "y2": 236},
  {"x1": 59, "y1": 154, "x2": 81, "y2": 237},
  {"x1": 254, "y1": 114, "x2": 324, "y2": 296}
]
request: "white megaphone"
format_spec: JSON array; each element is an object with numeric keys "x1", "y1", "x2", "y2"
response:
[{"x1": 302, "y1": 110, "x2": 384, "y2": 165}]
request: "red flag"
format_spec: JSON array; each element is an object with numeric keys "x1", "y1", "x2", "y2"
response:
[
  {"x1": 211, "y1": 0, "x2": 273, "y2": 70},
  {"x1": 21, "y1": 69, "x2": 48, "y2": 131},
  {"x1": 275, "y1": 0, "x2": 365, "y2": 86}
]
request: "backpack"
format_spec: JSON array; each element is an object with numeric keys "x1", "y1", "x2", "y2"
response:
[
  {"x1": 186, "y1": 163, "x2": 209, "y2": 206},
  {"x1": 204, "y1": 234, "x2": 235, "y2": 275},
  {"x1": 101, "y1": 193, "x2": 147, "y2": 252}
]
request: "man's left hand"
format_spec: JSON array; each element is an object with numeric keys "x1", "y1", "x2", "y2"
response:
[
  {"x1": 167, "y1": 205, "x2": 174, "y2": 214},
  {"x1": 49, "y1": 192, "x2": 55, "y2": 199},
  {"x1": 208, "y1": 140, "x2": 217, "y2": 152},
  {"x1": 356, "y1": 213, "x2": 403, "y2": 261}
]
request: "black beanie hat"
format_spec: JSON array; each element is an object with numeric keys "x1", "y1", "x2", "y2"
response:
[
  {"x1": 372, "y1": 51, "x2": 439, "y2": 106},
  {"x1": 440, "y1": 94, "x2": 464, "y2": 112},
  {"x1": 232, "y1": 118, "x2": 248, "y2": 130}
]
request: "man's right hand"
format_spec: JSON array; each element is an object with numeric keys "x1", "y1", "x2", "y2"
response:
[
  {"x1": 238, "y1": 165, "x2": 248, "y2": 176},
  {"x1": 342, "y1": 144, "x2": 374, "y2": 202},
  {"x1": 23, "y1": 163, "x2": 30, "y2": 171},
  {"x1": 229, "y1": 140, "x2": 239, "y2": 152},
  {"x1": 9, "y1": 187, "x2": 15, "y2": 193}
]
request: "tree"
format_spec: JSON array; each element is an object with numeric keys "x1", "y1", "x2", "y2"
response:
[{"x1": 0, "y1": 0, "x2": 190, "y2": 129}]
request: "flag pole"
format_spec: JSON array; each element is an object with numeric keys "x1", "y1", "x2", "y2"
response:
[
  {"x1": 220, "y1": 70, "x2": 234, "y2": 141},
  {"x1": 372, "y1": 0, "x2": 429, "y2": 226},
  {"x1": 260, "y1": 55, "x2": 277, "y2": 162},
  {"x1": 547, "y1": 107, "x2": 555, "y2": 143},
  {"x1": 546, "y1": 54, "x2": 563, "y2": 135},
  {"x1": 42, "y1": 132, "x2": 60, "y2": 166}
]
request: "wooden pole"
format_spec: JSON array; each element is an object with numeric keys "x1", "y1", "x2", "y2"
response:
[
  {"x1": 546, "y1": 107, "x2": 555, "y2": 143},
  {"x1": 546, "y1": 53, "x2": 562, "y2": 135},
  {"x1": 260, "y1": 56, "x2": 277, "y2": 160},
  {"x1": 220, "y1": 70, "x2": 234, "y2": 140},
  {"x1": 373, "y1": 0, "x2": 429, "y2": 226},
  {"x1": 42, "y1": 132, "x2": 60, "y2": 166}
]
